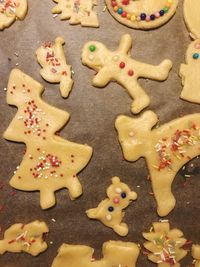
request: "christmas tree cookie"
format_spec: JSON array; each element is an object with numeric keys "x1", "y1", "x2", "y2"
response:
[
  {"x1": 115, "y1": 110, "x2": 200, "y2": 216},
  {"x1": 0, "y1": 0, "x2": 28, "y2": 30},
  {"x1": 86, "y1": 176, "x2": 137, "y2": 236},
  {"x1": 143, "y1": 222, "x2": 187, "y2": 267},
  {"x1": 179, "y1": 39, "x2": 200, "y2": 104},
  {"x1": 36, "y1": 37, "x2": 74, "y2": 98},
  {"x1": 51, "y1": 241, "x2": 140, "y2": 267},
  {"x1": 3, "y1": 69, "x2": 93, "y2": 209},
  {"x1": 192, "y1": 245, "x2": 200, "y2": 267},
  {"x1": 82, "y1": 34, "x2": 172, "y2": 114},
  {"x1": 105, "y1": 0, "x2": 178, "y2": 30},
  {"x1": 0, "y1": 221, "x2": 49, "y2": 256},
  {"x1": 52, "y1": 0, "x2": 99, "y2": 27}
]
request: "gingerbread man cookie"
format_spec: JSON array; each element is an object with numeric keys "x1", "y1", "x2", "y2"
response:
[
  {"x1": 3, "y1": 69, "x2": 93, "y2": 209},
  {"x1": 82, "y1": 34, "x2": 172, "y2": 114},
  {"x1": 115, "y1": 110, "x2": 200, "y2": 216},
  {"x1": 36, "y1": 37, "x2": 73, "y2": 98},
  {"x1": 51, "y1": 241, "x2": 140, "y2": 267},
  {"x1": 52, "y1": 0, "x2": 99, "y2": 27},
  {"x1": 143, "y1": 222, "x2": 187, "y2": 267},
  {"x1": 105, "y1": 0, "x2": 178, "y2": 30},
  {"x1": 0, "y1": 221, "x2": 49, "y2": 256},
  {"x1": 0, "y1": 0, "x2": 27, "y2": 30},
  {"x1": 179, "y1": 39, "x2": 200, "y2": 104},
  {"x1": 192, "y1": 245, "x2": 200, "y2": 267},
  {"x1": 86, "y1": 176, "x2": 137, "y2": 236},
  {"x1": 183, "y1": 0, "x2": 200, "y2": 39}
]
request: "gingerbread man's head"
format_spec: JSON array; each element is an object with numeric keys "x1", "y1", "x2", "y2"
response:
[
  {"x1": 82, "y1": 41, "x2": 109, "y2": 71},
  {"x1": 115, "y1": 111, "x2": 158, "y2": 161},
  {"x1": 106, "y1": 177, "x2": 137, "y2": 208},
  {"x1": 185, "y1": 39, "x2": 200, "y2": 64}
]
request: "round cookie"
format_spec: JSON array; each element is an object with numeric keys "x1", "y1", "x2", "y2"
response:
[
  {"x1": 183, "y1": 0, "x2": 200, "y2": 39},
  {"x1": 105, "y1": 0, "x2": 178, "y2": 30}
]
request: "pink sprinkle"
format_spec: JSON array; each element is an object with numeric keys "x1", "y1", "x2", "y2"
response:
[
  {"x1": 146, "y1": 15, "x2": 150, "y2": 22},
  {"x1": 113, "y1": 197, "x2": 120, "y2": 204},
  {"x1": 136, "y1": 16, "x2": 141, "y2": 22},
  {"x1": 155, "y1": 12, "x2": 160, "y2": 18},
  {"x1": 195, "y1": 43, "x2": 200, "y2": 49}
]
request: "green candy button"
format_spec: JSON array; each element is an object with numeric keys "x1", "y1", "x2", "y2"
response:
[{"x1": 89, "y1": 45, "x2": 96, "y2": 52}]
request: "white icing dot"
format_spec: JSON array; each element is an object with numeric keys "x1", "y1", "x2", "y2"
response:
[
  {"x1": 129, "y1": 131, "x2": 135, "y2": 137},
  {"x1": 112, "y1": 55, "x2": 120, "y2": 62},
  {"x1": 106, "y1": 214, "x2": 112, "y2": 221},
  {"x1": 89, "y1": 54, "x2": 94, "y2": 61},
  {"x1": 115, "y1": 187, "x2": 122, "y2": 193}
]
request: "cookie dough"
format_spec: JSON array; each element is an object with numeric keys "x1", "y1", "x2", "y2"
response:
[
  {"x1": 0, "y1": 0, "x2": 27, "y2": 30},
  {"x1": 86, "y1": 176, "x2": 137, "y2": 236},
  {"x1": 179, "y1": 39, "x2": 200, "y2": 104},
  {"x1": 105, "y1": 0, "x2": 178, "y2": 30},
  {"x1": 82, "y1": 34, "x2": 172, "y2": 114},
  {"x1": 115, "y1": 110, "x2": 200, "y2": 216},
  {"x1": 143, "y1": 222, "x2": 187, "y2": 267},
  {"x1": 0, "y1": 221, "x2": 49, "y2": 256},
  {"x1": 36, "y1": 37, "x2": 73, "y2": 98},
  {"x1": 3, "y1": 69, "x2": 93, "y2": 209},
  {"x1": 52, "y1": 0, "x2": 99, "y2": 27},
  {"x1": 183, "y1": 0, "x2": 200, "y2": 39},
  {"x1": 192, "y1": 245, "x2": 200, "y2": 267},
  {"x1": 51, "y1": 241, "x2": 140, "y2": 267}
]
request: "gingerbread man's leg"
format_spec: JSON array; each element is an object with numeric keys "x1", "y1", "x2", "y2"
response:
[
  {"x1": 137, "y1": 60, "x2": 172, "y2": 81},
  {"x1": 113, "y1": 222, "x2": 128, "y2": 236},
  {"x1": 60, "y1": 76, "x2": 73, "y2": 98},
  {"x1": 126, "y1": 81, "x2": 150, "y2": 114},
  {"x1": 151, "y1": 172, "x2": 176, "y2": 216},
  {"x1": 66, "y1": 176, "x2": 82, "y2": 200}
]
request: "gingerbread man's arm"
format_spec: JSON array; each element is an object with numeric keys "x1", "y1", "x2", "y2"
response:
[
  {"x1": 117, "y1": 34, "x2": 132, "y2": 54},
  {"x1": 92, "y1": 67, "x2": 112, "y2": 87},
  {"x1": 179, "y1": 64, "x2": 188, "y2": 81}
]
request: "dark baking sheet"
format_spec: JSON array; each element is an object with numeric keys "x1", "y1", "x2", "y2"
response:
[{"x1": 0, "y1": 0, "x2": 200, "y2": 266}]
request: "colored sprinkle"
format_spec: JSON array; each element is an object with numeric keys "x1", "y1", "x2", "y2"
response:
[
  {"x1": 193, "y1": 53, "x2": 199, "y2": 60},
  {"x1": 89, "y1": 45, "x2": 96, "y2": 52}
]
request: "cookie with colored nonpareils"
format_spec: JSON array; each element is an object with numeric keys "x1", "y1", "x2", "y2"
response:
[
  {"x1": 52, "y1": 0, "x2": 99, "y2": 27},
  {"x1": 143, "y1": 222, "x2": 187, "y2": 267},
  {"x1": 105, "y1": 0, "x2": 178, "y2": 30},
  {"x1": 51, "y1": 241, "x2": 140, "y2": 267},
  {"x1": 82, "y1": 34, "x2": 172, "y2": 114},
  {"x1": 0, "y1": 0, "x2": 27, "y2": 30},
  {"x1": 0, "y1": 221, "x2": 49, "y2": 256},
  {"x1": 115, "y1": 110, "x2": 200, "y2": 216},
  {"x1": 179, "y1": 39, "x2": 200, "y2": 104},
  {"x1": 3, "y1": 69, "x2": 93, "y2": 209},
  {"x1": 36, "y1": 37, "x2": 73, "y2": 98},
  {"x1": 86, "y1": 176, "x2": 137, "y2": 236},
  {"x1": 192, "y1": 245, "x2": 200, "y2": 267},
  {"x1": 183, "y1": 0, "x2": 200, "y2": 39}
]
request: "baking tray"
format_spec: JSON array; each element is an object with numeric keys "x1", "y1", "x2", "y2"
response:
[{"x1": 0, "y1": 0, "x2": 199, "y2": 266}]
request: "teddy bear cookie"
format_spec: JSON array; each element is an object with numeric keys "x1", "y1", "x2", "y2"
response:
[
  {"x1": 192, "y1": 245, "x2": 200, "y2": 267},
  {"x1": 105, "y1": 0, "x2": 178, "y2": 30},
  {"x1": 36, "y1": 37, "x2": 74, "y2": 98},
  {"x1": 0, "y1": 0, "x2": 27, "y2": 30},
  {"x1": 51, "y1": 241, "x2": 140, "y2": 267},
  {"x1": 0, "y1": 221, "x2": 49, "y2": 256},
  {"x1": 82, "y1": 34, "x2": 172, "y2": 114},
  {"x1": 183, "y1": 0, "x2": 200, "y2": 39},
  {"x1": 115, "y1": 110, "x2": 200, "y2": 216},
  {"x1": 179, "y1": 39, "x2": 200, "y2": 104},
  {"x1": 3, "y1": 69, "x2": 93, "y2": 209},
  {"x1": 52, "y1": 0, "x2": 99, "y2": 27},
  {"x1": 86, "y1": 176, "x2": 137, "y2": 236},
  {"x1": 143, "y1": 221, "x2": 187, "y2": 267}
]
